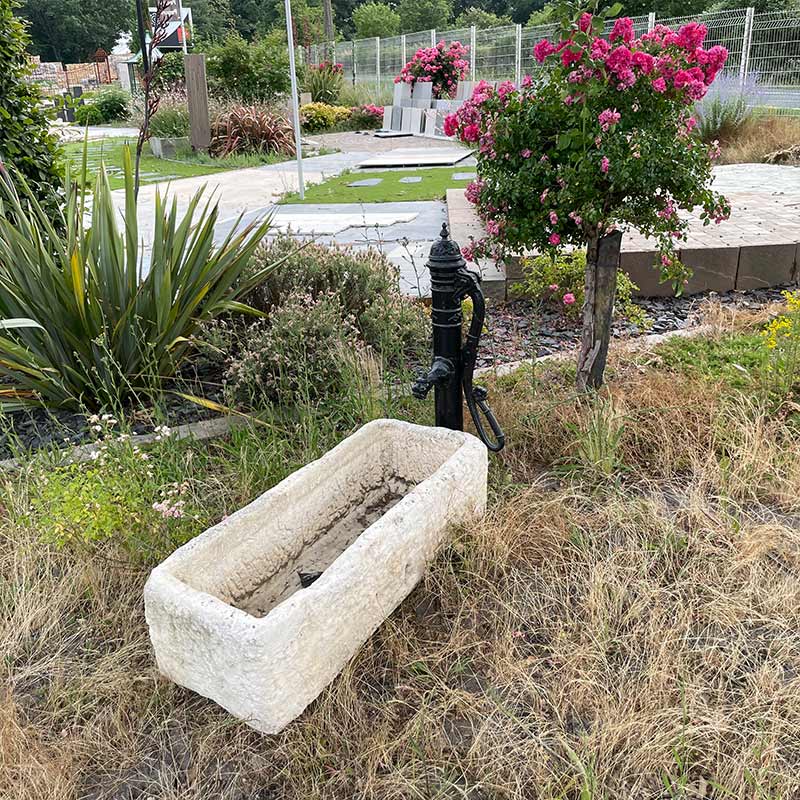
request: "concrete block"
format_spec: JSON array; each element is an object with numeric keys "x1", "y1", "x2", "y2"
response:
[
  {"x1": 382, "y1": 105, "x2": 393, "y2": 129},
  {"x1": 735, "y1": 243, "x2": 797, "y2": 289},
  {"x1": 393, "y1": 81, "x2": 412, "y2": 106},
  {"x1": 390, "y1": 106, "x2": 403, "y2": 130},
  {"x1": 145, "y1": 420, "x2": 487, "y2": 734},
  {"x1": 401, "y1": 107, "x2": 422, "y2": 133},
  {"x1": 620, "y1": 250, "x2": 672, "y2": 298},
  {"x1": 411, "y1": 82, "x2": 432, "y2": 104},
  {"x1": 679, "y1": 246, "x2": 739, "y2": 294}
]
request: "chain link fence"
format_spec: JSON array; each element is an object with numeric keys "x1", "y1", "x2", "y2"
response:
[{"x1": 307, "y1": 6, "x2": 800, "y2": 110}]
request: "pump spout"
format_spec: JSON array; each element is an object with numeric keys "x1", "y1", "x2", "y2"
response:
[{"x1": 411, "y1": 357, "x2": 454, "y2": 400}]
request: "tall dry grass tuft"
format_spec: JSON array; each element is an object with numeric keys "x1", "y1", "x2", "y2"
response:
[
  {"x1": 719, "y1": 113, "x2": 800, "y2": 164},
  {"x1": 1, "y1": 349, "x2": 799, "y2": 798}
]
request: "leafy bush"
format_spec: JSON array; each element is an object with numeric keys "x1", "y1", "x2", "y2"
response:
[
  {"x1": 240, "y1": 235, "x2": 428, "y2": 368},
  {"x1": 93, "y1": 85, "x2": 131, "y2": 121},
  {"x1": 149, "y1": 101, "x2": 190, "y2": 138},
  {"x1": 210, "y1": 105, "x2": 295, "y2": 156},
  {"x1": 0, "y1": 0, "x2": 60, "y2": 212},
  {"x1": 397, "y1": 0, "x2": 452, "y2": 34},
  {"x1": 514, "y1": 251, "x2": 649, "y2": 329},
  {"x1": 300, "y1": 102, "x2": 351, "y2": 132},
  {"x1": 205, "y1": 33, "x2": 292, "y2": 104},
  {"x1": 395, "y1": 41, "x2": 469, "y2": 99},
  {"x1": 304, "y1": 61, "x2": 344, "y2": 104},
  {"x1": 74, "y1": 103, "x2": 105, "y2": 126},
  {"x1": 0, "y1": 150, "x2": 272, "y2": 411},
  {"x1": 455, "y1": 7, "x2": 512, "y2": 27},
  {"x1": 761, "y1": 289, "x2": 800, "y2": 401},
  {"x1": 354, "y1": 2, "x2": 400, "y2": 39},
  {"x1": 153, "y1": 51, "x2": 186, "y2": 91}
]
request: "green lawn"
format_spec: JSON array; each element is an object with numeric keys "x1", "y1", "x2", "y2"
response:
[
  {"x1": 281, "y1": 167, "x2": 475, "y2": 204},
  {"x1": 60, "y1": 139, "x2": 298, "y2": 190}
]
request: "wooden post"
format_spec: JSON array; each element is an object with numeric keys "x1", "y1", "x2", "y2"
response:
[{"x1": 184, "y1": 53, "x2": 211, "y2": 152}]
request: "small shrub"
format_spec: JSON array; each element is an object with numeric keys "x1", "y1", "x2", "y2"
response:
[
  {"x1": 74, "y1": 103, "x2": 105, "y2": 126},
  {"x1": 695, "y1": 92, "x2": 751, "y2": 143},
  {"x1": 514, "y1": 251, "x2": 649, "y2": 328},
  {"x1": 205, "y1": 33, "x2": 292, "y2": 104},
  {"x1": 304, "y1": 61, "x2": 344, "y2": 104},
  {"x1": 149, "y1": 102, "x2": 190, "y2": 138},
  {"x1": 210, "y1": 105, "x2": 295, "y2": 156},
  {"x1": 153, "y1": 51, "x2": 186, "y2": 91},
  {"x1": 761, "y1": 289, "x2": 800, "y2": 402},
  {"x1": 226, "y1": 290, "x2": 362, "y2": 408},
  {"x1": 349, "y1": 104, "x2": 384, "y2": 129},
  {"x1": 241, "y1": 236, "x2": 428, "y2": 369},
  {"x1": 92, "y1": 85, "x2": 131, "y2": 122},
  {"x1": 300, "y1": 102, "x2": 351, "y2": 132}
]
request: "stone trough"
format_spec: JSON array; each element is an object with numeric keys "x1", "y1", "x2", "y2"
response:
[{"x1": 144, "y1": 419, "x2": 488, "y2": 733}]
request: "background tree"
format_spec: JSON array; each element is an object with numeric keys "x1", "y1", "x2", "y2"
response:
[
  {"x1": 189, "y1": 0, "x2": 234, "y2": 40},
  {"x1": 0, "y1": 0, "x2": 59, "y2": 210},
  {"x1": 398, "y1": 0, "x2": 452, "y2": 32},
  {"x1": 354, "y1": 2, "x2": 400, "y2": 38},
  {"x1": 455, "y1": 6, "x2": 512, "y2": 27},
  {"x1": 19, "y1": 0, "x2": 130, "y2": 62}
]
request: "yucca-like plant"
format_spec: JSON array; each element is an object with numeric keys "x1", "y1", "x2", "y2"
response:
[{"x1": 0, "y1": 146, "x2": 272, "y2": 411}]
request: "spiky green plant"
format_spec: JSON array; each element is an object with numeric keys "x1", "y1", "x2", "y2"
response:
[{"x1": 0, "y1": 146, "x2": 272, "y2": 411}]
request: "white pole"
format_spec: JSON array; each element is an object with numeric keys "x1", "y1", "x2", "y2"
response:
[
  {"x1": 176, "y1": 0, "x2": 188, "y2": 54},
  {"x1": 285, "y1": 0, "x2": 305, "y2": 199}
]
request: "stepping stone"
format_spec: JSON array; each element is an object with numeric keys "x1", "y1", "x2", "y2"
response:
[
  {"x1": 347, "y1": 178, "x2": 383, "y2": 187},
  {"x1": 452, "y1": 172, "x2": 476, "y2": 180},
  {"x1": 399, "y1": 176, "x2": 422, "y2": 183}
]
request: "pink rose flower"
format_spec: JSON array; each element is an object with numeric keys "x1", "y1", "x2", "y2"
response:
[
  {"x1": 578, "y1": 12, "x2": 593, "y2": 32},
  {"x1": 601, "y1": 156, "x2": 610, "y2": 173},
  {"x1": 549, "y1": 211, "x2": 558, "y2": 224},
  {"x1": 563, "y1": 292, "x2": 576, "y2": 305},
  {"x1": 549, "y1": 233, "x2": 561, "y2": 246},
  {"x1": 520, "y1": 148, "x2": 532, "y2": 158},
  {"x1": 548, "y1": 283, "x2": 559, "y2": 291}
]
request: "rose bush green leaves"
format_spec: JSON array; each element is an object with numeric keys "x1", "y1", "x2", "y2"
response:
[{"x1": 446, "y1": 3, "x2": 730, "y2": 388}]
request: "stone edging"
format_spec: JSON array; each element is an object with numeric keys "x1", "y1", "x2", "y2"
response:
[{"x1": 0, "y1": 415, "x2": 245, "y2": 473}]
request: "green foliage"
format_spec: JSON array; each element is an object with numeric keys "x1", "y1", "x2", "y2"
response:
[
  {"x1": 455, "y1": 6, "x2": 512, "y2": 27},
  {"x1": 398, "y1": 0, "x2": 452, "y2": 33},
  {"x1": 188, "y1": 0, "x2": 234, "y2": 40},
  {"x1": 561, "y1": 396, "x2": 626, "y2": 483},
  {"x1": 92, "y1": 85, "x2": 131, "y2": 121},
  {"x1": 210, "y1": 105, "x2": 295, "y2": 156},
  {"x1": 299, "y1": 101, "x2": 351, "y2": 131},
  {"x1": 0, "y1": 148, "x2": 273, "y2": 411},
  {"x1": 19, "y1": 0, "x2": 130, "y2": 62},
  {"x1": 149, "y1": 104, "x2": 191, "y2": 138},
  {"x1": 0, "y1": 0, "x2": 60, "y2": 213},
  {"x1": 74, "y1": 103, "x2": 105, "y2": 126},
  {"x1": 241, "y1": 235, "x2": 428, "y2": 368},
  {"x1": 695, "y1": 91, "x2": 752, "y2": 143},
  {"x1": 525, "y1": 1, "x2": 557, "y2": 26},
  {"x1": 353, "y1": 2, "x2": 401, "y2": 38},
  {"x1": 205, "y1": 32, "x2": 292, "y2": 103},
  {"x1": 515, "y1": 250, "x2": 649, "y2": 328},
  {"x1": 304, "y1": 62, "x2": 344, "y2": 103},
  {"x1": 153, "y1": 51, "x2": 186, "y2": 91}
]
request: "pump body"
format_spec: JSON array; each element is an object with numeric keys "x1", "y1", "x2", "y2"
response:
[{"x1": 412, "y1": 224, "x2": 504, "y2": 452}]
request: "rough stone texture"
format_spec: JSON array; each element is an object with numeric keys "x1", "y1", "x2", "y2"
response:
[
  {"x1": 144, "y1": 419, "x2": 488, "y2": 735},
  {"x1": 620, "y1": 251, "x2": 673, "y2": 298},
  {"x1": 736, "y1": 243, "x2": 797, "y2": 290},
  {"x1": 679, "y1": 247, "x2": 739, "y2": 294}
]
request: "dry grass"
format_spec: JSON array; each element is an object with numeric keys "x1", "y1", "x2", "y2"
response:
[
  {"x1": 2, "y1": 342, "x2": 800, "y2": 799},
  {"x1": 719, "y1": 113, "x2": 800, "y2": 165}
]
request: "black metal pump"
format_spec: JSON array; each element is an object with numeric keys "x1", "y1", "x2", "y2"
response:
[{"x1": 412, "y1": 224, "x2": 505, "y2": 452}]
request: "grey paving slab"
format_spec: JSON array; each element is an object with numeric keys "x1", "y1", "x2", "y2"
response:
[
  {"x1": 452, "y1": 172, "x2": 476, "y2": 180},
  {"x1": 348, "y1": 178, "x2": 383, "y2": 187},
  {"x1": 359, "y1": 148, "x2": 471, "y2": 168},
  {"x1": 399, "y1": 176, "x2": 422, "y2": 183}
]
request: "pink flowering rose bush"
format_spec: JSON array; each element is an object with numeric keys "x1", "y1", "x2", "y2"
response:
[
  {"x1": 395, "y1": 41, "x2": 470, "y2": 99},
  {"x1": 445, "y1": 4, "x2": 731, "y2": 388}
]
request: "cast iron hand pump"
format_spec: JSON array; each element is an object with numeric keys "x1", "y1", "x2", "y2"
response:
[{"x1": 412, "y1": 224, "x2": 505, "y2": 452}]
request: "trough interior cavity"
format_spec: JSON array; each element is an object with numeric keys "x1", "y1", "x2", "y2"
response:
[
  {"x1": 170, "y1": 423, "x2": 460, "y2": 617},
  {"x1": 233, "y1": 475, "x2": 416, "y2": 618}
]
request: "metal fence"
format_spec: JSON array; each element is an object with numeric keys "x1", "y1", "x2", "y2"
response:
[{"x1": 307, "y1": 6, "x2": 800, "y2": 110}]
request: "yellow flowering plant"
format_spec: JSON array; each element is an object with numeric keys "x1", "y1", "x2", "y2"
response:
[{"x1": 761, "y1": 289, "x2": 800, "y2": 403}]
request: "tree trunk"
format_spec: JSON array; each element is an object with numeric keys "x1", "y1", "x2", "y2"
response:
[
  {"x1": 323, "y1": 0, "x2": 335, "y2": 45},
  {"x1": 576, "y1": 229, "x2": 623, "y2": 392}
]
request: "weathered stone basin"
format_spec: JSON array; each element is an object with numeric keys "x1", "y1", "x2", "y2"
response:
[{"x1": 144, "y1": 419, "x2": 487, "y2": 733}]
